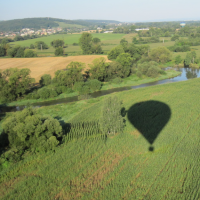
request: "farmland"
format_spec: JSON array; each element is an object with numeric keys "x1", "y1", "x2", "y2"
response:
[
  {"x1": 0, "y1": 55, "x2": 109, "y2": 82},
  {"x1": 9, "y1": 33, "x2": 126, "y2": 56},
  {"x1": 1, "y1": 76, "x2": 200, "y2": 199}
]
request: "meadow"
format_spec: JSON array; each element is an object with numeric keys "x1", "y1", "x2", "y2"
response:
[
  {"x1": 9, "y1": 33, "x2": 126, "y2": 56},
  {"x1": 1, "y1": 76, "x2": 200, "y2": 199}
]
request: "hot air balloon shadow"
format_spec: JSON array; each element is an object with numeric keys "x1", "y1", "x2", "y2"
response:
[{"x1": 127, "y1": 100, "x2": 171, "y2": 151}]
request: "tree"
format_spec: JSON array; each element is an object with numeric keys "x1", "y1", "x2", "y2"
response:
[
  {"x1": 89, "y1": 57, "x2": 109, "y2": 81},
  {"x1": 53, "y1": 62, "x2": 84, "y2": 87},
  {"x1": 100, "y1": 96, "x2": 124, "y2": 135},
  {"x1": 51, "y1": 39, "x2": 65, "y2": 48},
  {"x1": 79, "y1": 32, "x2": 93, "y2": 54},
  {"x1": 0, "y1": 46, "x2": 6, "y2": 57},
  {"x1": 2, "y1": 107, "x2": 63, "y2": 162},
  {"x1": 149, "y1": 46, "x2": 172, "y2": 63},
  {"x1": 0, "y1": 68, "x2": 34, "y2": 102},
  {"x1": 116, "y1": 53, "x2": 133, "y2": 78},
  {"x1": 35, "y1": 41, "x2": 48, "y2": 49},
  {"x1": 24, "y1": 49, "x2": 37, "y2": 57},
  {"x1": 92, "y1": 37, "x2": 101, "y2": 44},
  {"x1": 175, "y1": 55, "x2": 182, "y2": 65},
  {"x1": 39, "y1": 74, "x2": 52, "y2": 86},
  {"x1": 107, "y1": 46, "x2": 124, "y2": 60},
  {"x1": 55, "y1": 47, "x2": 64, "y2": 56}
]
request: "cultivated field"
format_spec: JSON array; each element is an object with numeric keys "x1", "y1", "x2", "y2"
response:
[
  {"x1": 0, "y1": 55, "x2": 110, "y2": 82},
  {"x1": 1, "y1": 77, "x2": 200, "y2": 199}
]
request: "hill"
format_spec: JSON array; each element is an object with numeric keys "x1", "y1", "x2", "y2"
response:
[
  {"x1": 1, "y1": 77, "x2": 200, "y2": 199},
  {"x1": 0, "y1": 18, "x2": 121, "y2": 32}
]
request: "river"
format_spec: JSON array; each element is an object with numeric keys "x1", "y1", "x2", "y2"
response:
[{"x1": 1, "y1": 67, "x2": 200, "y2": 113}]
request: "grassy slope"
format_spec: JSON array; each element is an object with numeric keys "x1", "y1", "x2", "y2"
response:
[{"x1": 1, "y1": 77, "x2": 200, "y2": 199}]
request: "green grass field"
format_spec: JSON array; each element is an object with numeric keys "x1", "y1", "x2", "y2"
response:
[
  {"x1": 9, "y1": 33, "x2": 200, "y2": 59},
  {"x1": 9, "y1": 33, "x2": 125, "y2": 56},
  {"x1": 1, "y1": 76, "x2": 200, "y2": 199}
]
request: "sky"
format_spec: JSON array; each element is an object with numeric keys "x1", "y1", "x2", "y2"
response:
[{"x1": 1, "y1": 0, "x2": 200, "y2": 22}]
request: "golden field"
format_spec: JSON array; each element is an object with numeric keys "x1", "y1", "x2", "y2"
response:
[{"x1": 0, "y1": 55, "x2": 109, "y2": 82}]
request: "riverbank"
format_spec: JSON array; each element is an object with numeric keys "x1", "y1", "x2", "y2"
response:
[{"x1": 6, "y1": 70, "x2": 180, "y2": 107}]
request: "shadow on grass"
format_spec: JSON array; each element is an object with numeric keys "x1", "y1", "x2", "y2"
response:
[{"x1": 127, "y1": 100, "x2": 171, "y2": 151}]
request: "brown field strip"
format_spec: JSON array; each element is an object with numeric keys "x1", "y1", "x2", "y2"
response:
[{"x1": 0, "y1": 55, "x2": 109, "y2": 82}]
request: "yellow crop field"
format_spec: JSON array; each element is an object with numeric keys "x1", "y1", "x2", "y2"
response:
[{"x1": 0, "y1": 55, "x2": 109, "y2": 82}]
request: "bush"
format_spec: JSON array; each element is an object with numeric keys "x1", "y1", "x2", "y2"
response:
[
  {"x1": 49, "y1": 89, "x2": 58, "y2": 98},
  {"x1": 24, "y1": 49, "x2": 37, "y2": 57},
  {"x1": 39, "y1": 74, "x2": 52, "y2": 86},
  {"x1": 108, "y1": 46, "x2": 124, "y2": 60},
  {"x1": 1, "y1": 108, "x2": 63, "y2": 163},
  {"x1": 35, "y1": 41, "x2": 48, "y2": 49},
  {"x1": 111, "y1": 77, "x2": 123, "y2": 84},
  {"x1": 146, "y1": 66, "x2": 160, "y2": 78},
  {"x1": 136, "y1": 71, "x2": 142, "y2": 78},
  {"x1": 72, "y1": 43, "x2": 79, "y2": 46},
  {"x1": 55, "y1": 47, "x2": 64, "y2": 56},
  {"x1": 29, "y1": 44, "x2": 35, "y2": 49},
  {"x1": 86, "y1": 79, "x2": 102, "y2": 92},
  {"x1": 37, "y1": 88, "x2": 50, "y2": 99},
  {"x1": 0, "y1": 46, "x2": 6, "y2": 57}
]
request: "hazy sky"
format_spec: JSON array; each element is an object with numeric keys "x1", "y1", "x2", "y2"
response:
[{"x1": 1, "y1": 0, "x2": 200, "y2": 22}]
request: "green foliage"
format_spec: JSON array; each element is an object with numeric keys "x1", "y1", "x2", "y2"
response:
[
  {"x1": 92, "y1": 37, "x2": 101, "y2": 44},
  {"x1": 86, "y1": 79, "x2": 102, "y2": 92},
  {"x1": 168, "y1": 45, "x2": 190, "y2": 52},
  {"x1": 0, "y1": 68, "x2": 34, "y2": 102},
  {"x1": 171, "y1": 35, "x2": 179, "y2": 41},
  {"x1": 24, "y1": 49, "x2": 37, "y2": 57},
  {"x1": 0, "y1": 46, "x2": 6, "y2": 57},
  {"x1": 107, "y1": 45, "x2": 125, "y2": 60},
  {"x1": 175, "y1": 55, "x2": 183, "y2": 65},
  {"x1": 53, "y1": 62, "x2": 84, "y2": 87},
  {"x1": 1, "y1": 107, "x2": 63, "y2": 162},
  {"x1": 136, "y1": 70, "x2": 142, "y2": 78},
  {"x1": 137, "y1": 61, "x2": 160, "y2": 78},
  {"x1": 146, "y1": 66, "x2": 160, "y2": 78},
  {"x1": 184, "y1": 51, "x2": 197, "y2": 66},
  {"x1": 54, "y1": 47, "x2": 64, "y2": 56},
  {"x1": 29, "y1": 44, "x2": 35, "y2": 49},
  {"x1": 7, "y1": 46, "x2": 24, "y2": 58},
  {"x1": 37, "y1": 88, "x2": 51, "y2": 99},
  {"x1": 79, "y1": 32, "x2": 93, "y2": 54},
  {"x1": 111, "y1": 77, "x2": 123, "y2": 84},
  {"x1": 39, "y1": 74, "x2": 52, "y2": 86},
  {"x1": 79, "y1": 33, "x2": 103, "y2": 55},
  {"x1": 149, "y1": 46, "x2": 172, "y2": 63},
  {"x1": 35, "y1": 41, "x2": 48, "y2": 49},
  {"x1": 116, "y1": 53, "x2": 133, "y2": 78},
  {"x1": 73, "y1": 79, "x2": 102, "y2": 94},
  {"x1": 100, "y1": 96, "x2": 124, "y2": 135},
  {"x1": 51, "y1": 39, "x2": 65, "y2": 48},
  {"x1": 89, "y1": 57, "x2": 109, "y2": 81}
]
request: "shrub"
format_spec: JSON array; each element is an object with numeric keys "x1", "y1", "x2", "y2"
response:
[
  {"x1": 0, "y1": 46, "x2": 6, "y2": 57},
  {"x1": 86, "y1": 79, "x2": 102, "y2": 92},
  {"x1": 39, "y1": 74, "x2": 52, "y2": 86},
  {"x1": 55, "y1": 47, "x2": 64, "y2": 56},
  {"x1": 108, "y1": 46, "x2": 125, "y2": 60},
  {"x1": 49, "y1": 89, "x2": 58, "y2": 98},
  {"x1": 24, "y1": 49, "x2": 37, "y2": 57},
  {"x1": 111, "y1": 77, "x2": 123, "y2": 84},
  {"x1": 136, "y1": 71, "x2": 142, "y2": 78},
  {"x1": 29, "y1": 44, "x2": 35, "y2": 49},
  {"x1": 37, "y1": 88, "x2": 50, "y2": 99},
  {"x1": 146, "y1": 66, "x2": 160, "y2": 78},
  {"x1": 1, "y1": 107, "x2": 63, "y2": 162}
]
